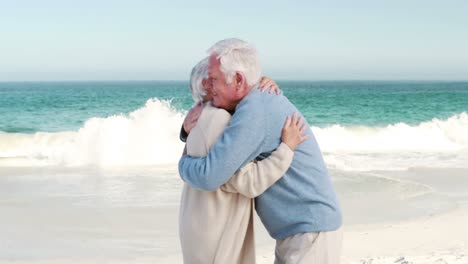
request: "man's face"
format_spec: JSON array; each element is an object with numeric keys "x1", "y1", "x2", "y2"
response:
[{"x1": 207, "y1": 55, "x2": 238, "y2": 111}]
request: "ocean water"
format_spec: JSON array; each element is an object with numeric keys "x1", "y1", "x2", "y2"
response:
[
  {"x1": 1, "y1": 81, "x2": 468, "y2": 261},
  {"x1": 1, "y1": 81, "x2": 467, "y2": 132},
  {"x1": 1, "y1": 80, "x2": 467, "y2": 170}
]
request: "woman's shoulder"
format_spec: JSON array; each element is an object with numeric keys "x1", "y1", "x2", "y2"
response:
[
  {"x1": 196, "y1": 103, "x2": 232, "y2": 140},
  {"x1": 202, "y1": 102, "x2": 231, "y2": 119}
]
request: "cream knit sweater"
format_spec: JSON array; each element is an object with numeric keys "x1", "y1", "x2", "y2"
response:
[{"x1": 179, "y1": 103, "x2": 294, "y2": 264}]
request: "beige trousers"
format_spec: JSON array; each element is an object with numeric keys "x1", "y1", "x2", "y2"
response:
[{"x1": 274, "y1": 227, "x2": 343, "y2": 264}]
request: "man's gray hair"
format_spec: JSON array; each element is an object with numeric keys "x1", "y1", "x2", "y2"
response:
[
  {"x1": 207, "y1": 38, "x2": 261, "y2": 86},
  {"x1": 189, "y1": 57, "x2": 209, "y2": 103}
]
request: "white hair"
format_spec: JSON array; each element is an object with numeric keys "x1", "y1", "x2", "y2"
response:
[
  {"x1": 189, "y1": 57, "x2": 209, "y2": 103},
  {"x1": 207, "y1": 38, "x2": 261, "y2": 86}
]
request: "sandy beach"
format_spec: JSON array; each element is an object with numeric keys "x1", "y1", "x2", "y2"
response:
[
  {"x1": 257, "y1": 206, "x2": 468, "y2": 264},
  {"x1": 2, "y1": 204, "x2": 467, "y2": 264},
  {"x1": 341, "y1": 205, "x2": 468, "y2": 263},
  {"x1": 0, "y1": 165, "x2": 467, "y2": 263}
]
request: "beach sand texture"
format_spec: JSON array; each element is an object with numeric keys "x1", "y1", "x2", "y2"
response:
[{"x1": 0, "y1": 166, "x2": 467, "y2": 264}]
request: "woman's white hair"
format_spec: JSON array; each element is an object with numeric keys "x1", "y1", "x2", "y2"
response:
[
  {"x1": 189, "y1": 57, "x2": 209, "y2": 103},
  {"x1": 207, "y1": 38, "x2": 261, "y2": 86}
]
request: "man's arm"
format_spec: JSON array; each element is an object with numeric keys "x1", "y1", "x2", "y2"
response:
[
  {"x1": 178, "y1": 98, "x2": 266, "y2": 191},
  {"x1": 220, "y1": 143, "x2": 293, "y2": 198},
  {"x1": 220, "y1": 112, "x2": 307, "y2": 197}
]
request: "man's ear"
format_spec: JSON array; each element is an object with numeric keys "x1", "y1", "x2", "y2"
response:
[{"x1": 235, "y1": 72, "x2": 246, "y2": 90}]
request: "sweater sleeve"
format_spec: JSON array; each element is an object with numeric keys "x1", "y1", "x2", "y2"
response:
[
  {"x1": 220, "y1": 143, "x2": 293, "y2": 198},
  {"x1": 178, "y1": 98, "x2": 267, "y2": 191}
]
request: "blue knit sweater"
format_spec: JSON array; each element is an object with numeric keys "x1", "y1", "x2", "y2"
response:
[{"x1": 178, "y1": 88, "x2": 342, "y2": 239}]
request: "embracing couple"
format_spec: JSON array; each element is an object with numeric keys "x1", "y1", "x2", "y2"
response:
[{"x1": 178, "y1": 38, "x2": 342, "y2": 264}]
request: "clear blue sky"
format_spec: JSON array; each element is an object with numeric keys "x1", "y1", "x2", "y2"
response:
[{"x1": 1, "y1": 0, "x2": 467, "y2": 81}]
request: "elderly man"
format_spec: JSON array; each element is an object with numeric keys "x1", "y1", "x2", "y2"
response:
[
  {"x1": 179, "y1": 38, "x2": 343, "y2": 264},
  {"x1": 179, "y1": 58, "x2": 308, "y2": 264}
]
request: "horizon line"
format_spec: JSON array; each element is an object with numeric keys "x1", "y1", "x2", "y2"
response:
[{"x1": 1, "y1": 79, "x2": 468, "y2": 83}]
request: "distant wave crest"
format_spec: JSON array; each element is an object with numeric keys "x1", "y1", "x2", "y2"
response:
[{"x1": 0, "y1": 99, "x2": 467, "y2": 171}]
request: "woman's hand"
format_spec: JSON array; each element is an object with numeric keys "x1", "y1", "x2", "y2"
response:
[
  {"x1": 183, "y1": 102, "x2": 204, "y2": 135},
  {"x1": 281, "y1": 113, "x2": 309, "y2": 151},
  {"x1": 258, "y1": 76, "x2": 281, "y2": 95}
]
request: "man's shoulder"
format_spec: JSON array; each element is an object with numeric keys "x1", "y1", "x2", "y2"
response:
[
  {"x1": 249, "y1": 89, "x2": 292, "y2": 109},
  {"x1": 239, "y1": 88, "x2": 263, "y2": 104},
  {"x1": 237, "y1": 89, "x2": 293, "y2": 116},
  {"x1": 233, "y1": 89, "x2": 266, "y2": 120},
  {"x1": 237, "y1": 88, "x2": 280, "y2": 108}
]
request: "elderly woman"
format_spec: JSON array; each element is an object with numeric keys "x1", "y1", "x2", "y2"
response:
[{"x1": 178, "y1": 57, "x2": 308, "y2": 264}]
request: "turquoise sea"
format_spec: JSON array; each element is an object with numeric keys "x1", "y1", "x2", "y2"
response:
[{"x1": 1, "y1": 81, "x2": 467, "y2": 133}]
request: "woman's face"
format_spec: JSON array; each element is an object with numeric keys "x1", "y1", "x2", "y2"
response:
[{"x1": 201, "y1": 78, "x2": 214, "y2": 102}]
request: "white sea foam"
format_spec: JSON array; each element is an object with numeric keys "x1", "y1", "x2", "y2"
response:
[
  {"x1": 314, "y1": 112, "x2": 468, "y2": 171},
  {"x1": 0, "y1": 98, "x2": 185, "y2": 167},
  {"x1": 314, "y1": 113, "x2": 468, "y2": 152},
  {"x1": 0, "y1": 99, "x2": 466, "y2": 171}
]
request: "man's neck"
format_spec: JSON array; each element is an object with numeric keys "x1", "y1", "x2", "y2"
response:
[{"x1": 229, "y1": 84, "x2": 256, "y2": 114}]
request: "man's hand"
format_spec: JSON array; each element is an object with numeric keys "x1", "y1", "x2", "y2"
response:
[
  {"x1": 183, "y1": 102, "x2": 204, "y2": 135},
  {"x1": 258, "y1": 76, "x2": 281, "y2": 95}
]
